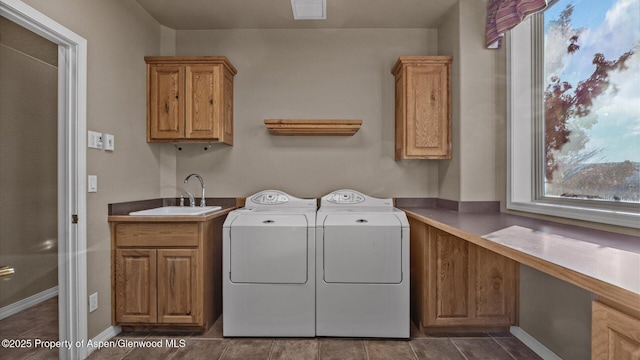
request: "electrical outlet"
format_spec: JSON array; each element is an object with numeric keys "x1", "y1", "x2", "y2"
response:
[{"x1": 89, "y1": 292, "x2": 98, "y2": 312}]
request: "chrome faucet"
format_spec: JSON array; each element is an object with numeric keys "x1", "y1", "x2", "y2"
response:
[
  {"x1": 183, "y1": 191, "x2": 195, "y2": 207},
  {"x1": 184, "y1": 173, "x2": 206, "y2": 207}
]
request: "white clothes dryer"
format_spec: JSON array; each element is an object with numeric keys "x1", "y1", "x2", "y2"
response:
[
  {"x1": 223, "y1": 190, "x2": 316, "y2": 337},
  {"x1": 316, "y1": 189, "x2": 409, "y2": 338}
]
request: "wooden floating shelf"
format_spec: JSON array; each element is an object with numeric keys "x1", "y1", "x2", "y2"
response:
[{"x1": 264, "y1": 119, "x2": 363, "y2": 136}]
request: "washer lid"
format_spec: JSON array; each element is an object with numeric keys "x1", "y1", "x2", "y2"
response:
[{"x1": 231, "y1": 213, "x2": 309, "y2": 227}]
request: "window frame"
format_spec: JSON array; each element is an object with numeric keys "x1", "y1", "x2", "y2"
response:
[{"x1": 506, "y1": 14, "x2": 640, "y2": 229}]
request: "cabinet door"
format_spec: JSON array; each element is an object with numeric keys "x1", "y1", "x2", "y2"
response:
[
  {"x1": 592, "y1": 301, "x2": 640, "y2": 360},
  {"x1": 428, "y1": 227, "x2": 470, "y2": 325},
  {"x1": 157, "y1": 249, "x2": 200, "y2": 324},
  {"x1": 405, "y1": 64, "x2": 450, "y2": 159},
  {"x1": 148, "y1": 65, "x2": 184, "y2": 140},
  {"x1": 473, "y1": 246, "x2": 518, "y2": 325},
  {"x1": 426, "y1": 226, "x2": 517, "y2": 328},
  {"x1": 115, "y1": 249, "x2": 157, "y2": 323},
  {"x1": 185, "y1": 65, "x2": 220, "y2": 140}
]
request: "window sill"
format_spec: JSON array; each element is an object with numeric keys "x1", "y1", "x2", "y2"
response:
[{"x1": 506, "y1": 200, "x2": 640, "y2": 229}]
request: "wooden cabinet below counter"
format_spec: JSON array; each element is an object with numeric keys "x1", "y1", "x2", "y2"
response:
[
  {"x1": 408, "y1": 217, "x2": 518, "y2": 333},
  {"x1": 592, "y1": 300, "x2": 640, "y2": 360},
  {"x1": 111, "y1": 217, "x2": 224, "y2": 331}
]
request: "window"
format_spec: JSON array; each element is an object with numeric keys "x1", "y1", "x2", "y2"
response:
[{"x1": 507, "y1": 0, "x2": 640, "y2": 228}]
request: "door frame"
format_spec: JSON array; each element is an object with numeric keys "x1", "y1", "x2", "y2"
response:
[{"x1": 0, "y1": 1, "x2": 88, "y2": 359}]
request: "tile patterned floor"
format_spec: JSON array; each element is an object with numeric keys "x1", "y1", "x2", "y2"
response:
[{"x1": 0, "y1": 298, "x2": 542, "y2": 359}]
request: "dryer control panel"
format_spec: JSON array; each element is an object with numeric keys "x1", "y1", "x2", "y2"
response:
[
  {"x1": 325, "y1": 191, "x2": 365, "y2": 204},
  {"x1": 321, "y1": 189, "x2": 393, "y2": 208}
]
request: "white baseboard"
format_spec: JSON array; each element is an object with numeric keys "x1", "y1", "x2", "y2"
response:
[
  {"x1": 85, "y1": 325, "x2": 121, "y2": 357},
  {"x1": 0, "y1": 286, "x2": 58, "y2": 320},
  {"x1": 510, "y1": 326, "x2": 563, "y2": 360}
]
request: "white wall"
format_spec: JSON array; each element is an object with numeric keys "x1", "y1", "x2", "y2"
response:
[{"x1": 175, "y1": 28, "x2": 440, "y2": 199}]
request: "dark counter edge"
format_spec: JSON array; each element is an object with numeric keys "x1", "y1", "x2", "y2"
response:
[{"x1": 109, "y1": 197, "x2": 238, "y2": 215}]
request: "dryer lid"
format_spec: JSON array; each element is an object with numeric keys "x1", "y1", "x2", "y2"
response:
[{"x1": 323, "y1": 213, "x2": 402, "y2": 227}]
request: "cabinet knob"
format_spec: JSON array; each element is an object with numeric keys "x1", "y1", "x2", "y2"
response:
[{"x1": 209, "y1": 99, "x2": 213, "y2": 105}]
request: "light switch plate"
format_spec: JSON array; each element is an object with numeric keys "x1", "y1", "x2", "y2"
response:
[
  {"x1": 89, "y1": 292, "x2": 98, "y2": 313},
  {"x1": 88, "y1": 175, "x2": 97, "y2": 192},
  {"x1": 88, "y1": 131, "x2": 102, "y2": 149},
  {"x1": 103, "y1": 134, "x2": 114, "y2": 151}
]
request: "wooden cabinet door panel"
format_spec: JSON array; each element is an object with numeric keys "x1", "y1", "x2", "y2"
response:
[
  {"x1": 157, "y1": 249, "x2": 200, "y2": 324},
  {"x1": 149, "y1": 65, "x2": 184, "y2": 140},
  {"x1": 592, "y1": 301, "x2": 640, "y2": 360},
  {"x1": 430, "y1": 227, "x2": 469, "y2": 323},
  {"x1": 474, "y1": 246, "x2": 517, "y2": 324},
  {"x1": 115, "y1": 249, "x2": 157, "y2": 323},
  {"x1": 185, "y1": 65, "x2": 219, "y2": 139},
  {"x1": 406, "y1": 65, "x2": 448, "y2": 158},
  {"x1": 392, "y1": 57, "x2": 451, "y2": 160}
]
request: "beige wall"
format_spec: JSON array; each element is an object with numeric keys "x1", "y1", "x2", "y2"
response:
[
  {"x1": 0, "y1": 19, "x2": 58, "y2": 307},
  {"x1": 174, "y1": 28, "x2": 440, "y2": 199},
  {"x1": 437, "y1": 0, "x2": 497, "y2": 202},
  {"x1": 20, "y1": 0, "x2": 163, "y2": 338},
  {"x1": 436, "y1": 2, "x2": 461, "y2": 201}
]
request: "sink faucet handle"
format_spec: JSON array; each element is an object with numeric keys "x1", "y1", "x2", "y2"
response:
[
  {"x1": 179, "y1": 195, "x2": 185, "y2": 207},
  {"x1": 184, "y1": 191, "x2": 195, "y2": 207}
]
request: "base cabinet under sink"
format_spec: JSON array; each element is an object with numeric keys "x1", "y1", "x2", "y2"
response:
[{"x1": 111, "y1": 217, "x2": 224, "y2": 331}]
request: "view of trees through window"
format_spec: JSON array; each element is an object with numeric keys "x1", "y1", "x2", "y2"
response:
[{"x1": 543, "y1": 0, "x2": 639, "y2": 203}]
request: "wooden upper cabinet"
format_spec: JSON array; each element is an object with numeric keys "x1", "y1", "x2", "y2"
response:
[
  {"x1": 145, "y1": 56, "x2": 236, "y2": 144},
  {"x1": 392, "y1": 56, "x2": 452, "y2": 160}
]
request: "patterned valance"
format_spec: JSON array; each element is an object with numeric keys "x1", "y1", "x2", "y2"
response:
[{"x1": 486, "y1": 0, "x2": 548, "y2": 48}]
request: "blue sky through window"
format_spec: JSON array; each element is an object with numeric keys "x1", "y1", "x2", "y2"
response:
[{"x1": 544, "y1": 0, "x2": 639, "y2": 164}]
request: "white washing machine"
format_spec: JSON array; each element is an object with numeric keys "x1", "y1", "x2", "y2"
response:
[
  {"x1": 316, "y1": 189, "x2": 409, "y2": 338},
  {"x1": 223, "y1": 190, "x2": 316, "y2": 337}
]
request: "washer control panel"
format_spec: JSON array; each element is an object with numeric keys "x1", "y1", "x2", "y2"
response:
[
  {"x1": 250, "y1": 191, "x2": 289, "y2": 205},
  {"x1": 326, "y1": 191, "x2": 365, "y2": 204}
]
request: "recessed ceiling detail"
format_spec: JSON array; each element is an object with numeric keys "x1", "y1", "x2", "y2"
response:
[
  {"x1": 291, "y1": 0, "x2": 326, "y2": 20},
  {"x1": 135, "y1": 0, "x2": 458, "y2": 30}
]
